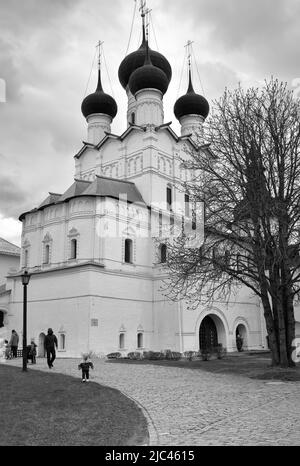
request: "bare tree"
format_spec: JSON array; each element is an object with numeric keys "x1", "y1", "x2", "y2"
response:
[{"x1": 166, "y1": 78, "x2": 300, "y2": 367}]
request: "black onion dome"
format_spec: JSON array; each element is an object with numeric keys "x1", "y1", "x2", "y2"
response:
[
  {"x1": 118, "y1": 39, "x2": 172, "y2": 90},
  {"x1": 128, "y1": 44, "x2": 169, "y2": 96},
  {"x1": 81, "y1": 70, "x2": 117, "y2": 119},
  {"x1": 174, "y1": 71, "x2": 209, "y2": 120},
  {"x1": 129, "y1": 63, "x2": 169, "y2": 96}
]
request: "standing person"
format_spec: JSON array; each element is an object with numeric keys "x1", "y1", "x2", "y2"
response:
[
  {"x1": 78, "y1": 354, "x2": 94, "y2": 383},
  {"x1": 44, "y1": 328, "x2": 58, "y2": 369},
  {"x1": 236, "y1": 333, "x2": 243, "y2": 352},
  {"x1": 4, "y1": 340, "x2": 11, "y2": 360},
  {"x1": 9, "y1": 330, "x2": 19, "y2": 358},
  {"x1": 28, "y1": 340, "x2": 37, "y2": 364}
]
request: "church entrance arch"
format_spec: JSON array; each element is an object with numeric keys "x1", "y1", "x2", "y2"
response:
[
  {"x1": 38, "y1": 333, "x2": 46, "y2": 358},
  {"x1": 199, "y1": 314, "x2": 226, "y2": 350},
  {"x1": 199, "y1": 316, "x2": 217, "y2": 349}
]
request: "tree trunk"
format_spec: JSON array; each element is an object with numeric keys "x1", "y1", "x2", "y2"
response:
[
  {"x1": 260, "y1": 289, "x2": 280, "y2": 366},
  {"x1": 276, "y1": 299, "x2": 289, "y2": 367},
  {"x1": 284, "y1": 286, "x2": 296, "y2": 367}
]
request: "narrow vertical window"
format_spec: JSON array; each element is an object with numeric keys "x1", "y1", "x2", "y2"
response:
[
  {"x1": 119, "y1": 333, "x2": 125, "y2": 349},
  {"x1": 131, "y1": 112, "x2": 135, "y2": 124},
  {"x1": 160, "y1": 244, "x2": 167, "y2": 263},
  {"x1": 137, "y1": 332, "x2": 143, "y2": 349},
  {"x1": 124, "y1": 238, "x2": 133, "y2": 263},
  {"x1": 159, "y1": 210, "x2": 162, "y2": 237},
  {"x1": 70, "y1": 239, "x2": 77, "y2": 259},
  {"x1": 44, "y1": 244, "x2": 50, "y2": 264},
  {"x1": 166, "y1": 186, "x2": 172, "y2": 210},
  {"x1": 185, "y1": 194, "x2": 190, "y2": 217},
  {"x1": 60, "y1": 334, "x2": 66, "y2": 350}
]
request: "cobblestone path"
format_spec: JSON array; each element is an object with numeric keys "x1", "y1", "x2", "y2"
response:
[{"x1": 5, "y1": 358, "x2": 300, "y2": 446}]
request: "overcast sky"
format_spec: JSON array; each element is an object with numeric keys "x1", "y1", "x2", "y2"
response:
[{"x1": 0, "y1": 0, "x2": 299, "y2": 246}]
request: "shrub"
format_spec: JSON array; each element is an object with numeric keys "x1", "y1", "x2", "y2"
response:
[
  {"x1": 164, "y1": 349, "x2": 172, "y2": 360},
  {"x1": 170, "y1": 351, "x2": 182, "y2": 360},
  {"x1": 183, "y1": 351, "x2": 197, "y2": 361},
  {"x1": 106, "y1": 352, "x2": 122, "y2": 359},
  {"x1": 148, "y1": 351, "x2": 164, "y2": 360},
  {"x1": 127, "y1": 352, "x2": 143, "y2": 360},
  {"x1": 215, "y1": 344, "x2": 227, "y2": 359},
  {"x1": 143, "y1": 350, "x2": 181, "y2": 360},
  {"x1": 200, "y1": 348, "x2": 211, "y2": 361}
]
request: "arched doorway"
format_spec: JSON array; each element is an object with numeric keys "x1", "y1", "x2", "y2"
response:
[
  {"x1": 199, "y1": 316, "x2": 218, "y2": 349},
  {"x1": 235, "y1": 324, "x2": 247, "y2": 351},
  {"x1": 38, "y1": 333, "x2": 46, "y2": 358}
]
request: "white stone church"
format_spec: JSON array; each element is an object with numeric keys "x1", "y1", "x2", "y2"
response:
[{"x1": 0, "y1": 13, "x2": 273, "y2": 358}]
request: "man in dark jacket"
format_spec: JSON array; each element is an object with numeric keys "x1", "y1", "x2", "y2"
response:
[
  {"x1": 9, "y1": 330, "x2": 19, "y2": 358},
  {"x1": 44, "y1": 328, "x2": 58, "y2": 369}
]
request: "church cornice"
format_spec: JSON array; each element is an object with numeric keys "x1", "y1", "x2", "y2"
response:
[{"x1": 75, "y1": 125, "x2": 148, "y2": 160}]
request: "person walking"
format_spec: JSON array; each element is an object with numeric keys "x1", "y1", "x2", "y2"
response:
[
  {"x1": 44, "y1": 328, "x2": 58, "y2": 369},
  {"x1": 78, "y1": 353, "x2": 94, "y2": 383},
  {"x1": 9, "y1": 330, "x2": 19, "y2": 358}
]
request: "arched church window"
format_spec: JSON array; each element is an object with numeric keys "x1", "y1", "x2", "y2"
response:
[
  {"x1": 166, "y1": 186, "x2": 172, "y2": 210},
  {"x1": 0, "y1": 310, "x2": 4, "y2": 328},
  {"x1": 70, "y1": 239, "x2": 77, "y2": 259},
  {"x1": 185, "y1": 194, "x2": 190, "y2": 217},
  {"x1": 160, "y1": 244, "x2": 167, "y2": 263},
  {"x1": 131, "y1": 112, "x2": 135, "y2": 124},
  {"x1": 44, "y1": 244, "x2": 50, "y2": 264},
  {"x1": 159, "y1": 210, "x2": 162, "y2": 237},
  {"x1": 59, "y1": 333, "x2": 66, "y2": 350},
  {"x1": 124, "y1": 238, "x2": 133, "y2": 263},
  {"x1": 137, "y1": 332, "x2": 143, "y2": 349},
  {"x1": 119, "y1": 333, "x2": 125, "y2": 349}
]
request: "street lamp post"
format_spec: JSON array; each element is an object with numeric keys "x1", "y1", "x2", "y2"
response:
[{"x1": 21, "y1": 270, "x2": 31, "y2": 372}]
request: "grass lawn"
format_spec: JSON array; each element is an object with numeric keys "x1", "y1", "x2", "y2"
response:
[
  {"x1": 107, "y1": 352, "x2": 300, "y2": 382},
  {"x1": 0, "y1": 364, "x2": 149, "y2": 446}
]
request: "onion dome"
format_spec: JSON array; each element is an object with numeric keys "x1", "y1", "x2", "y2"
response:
[
  {"x1": 128, "y1": 43, "x2": 170, "y2": 96},
  {"x1": 81, "y1": 69, "x2": 117, "y2": 119},
  {"x1": 174, "y1": 70, "x2": 209, "y2": 120},
  {"x1": 118, "y1": 33, "x2": 172, "y2": 90}
]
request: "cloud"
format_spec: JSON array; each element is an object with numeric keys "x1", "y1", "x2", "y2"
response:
[
  {"x1": 0, "y1": 172, "x2": 33, "y2": 218},
  {"x1": 0, "y1": 214, "x2": 22, "y2": 246},
  {"x1": 166, "y1": 0, "x2": 300, "y2": 81},
  {"x1": 0, "y1": 0, "x2": 299, "y2": 246}
]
